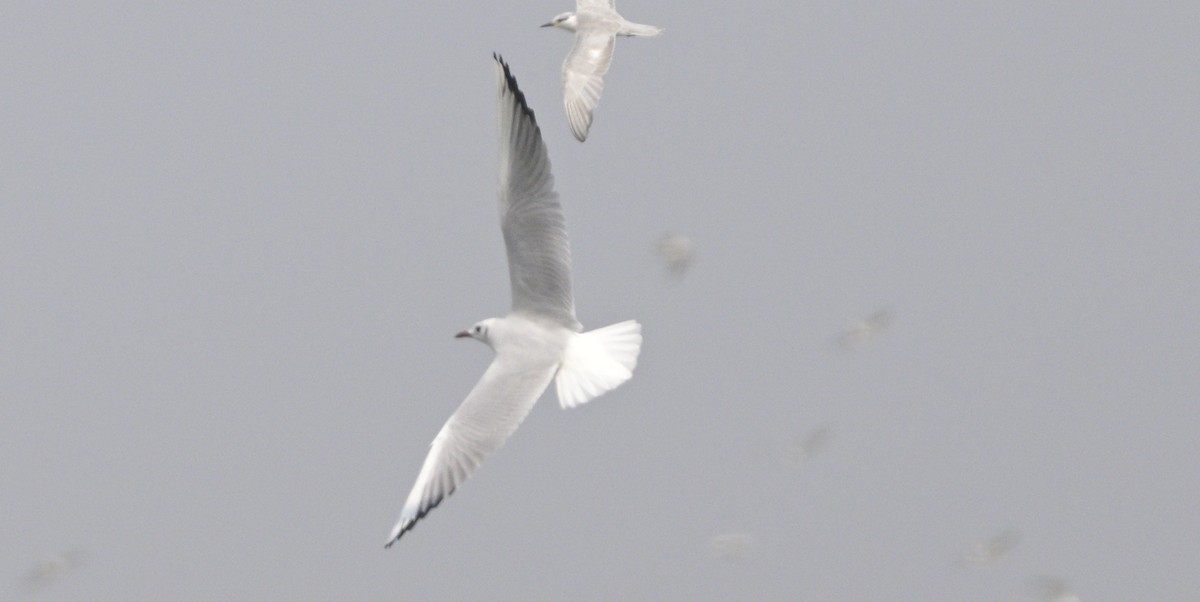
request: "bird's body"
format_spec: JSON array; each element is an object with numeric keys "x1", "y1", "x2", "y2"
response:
[
  {"x1": 385, "y1": 56, "x2": 642, "y2": 547},
  {"x1": 543, "y1": 1, "x2": 662, "y2": 141}
]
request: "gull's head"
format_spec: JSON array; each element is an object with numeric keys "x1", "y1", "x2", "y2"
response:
[
  {"x1": 541, "y1": 12, "x2": 577, "y2": 32},
  {"x1": 455, "y1": 318, "x2": 497, "y2": 346}
]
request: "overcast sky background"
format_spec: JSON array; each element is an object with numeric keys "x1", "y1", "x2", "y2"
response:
[{"x1": 3, "y1": 2, "x2": 1198, "y2": 600}]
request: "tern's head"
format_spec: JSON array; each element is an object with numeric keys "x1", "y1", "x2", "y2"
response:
[
  {"x1": 541, "y1": 12, "x2": 577, "y2": 32},
  {"x1": 456, "y1": 318, "x2": 498, "y2": 346}
]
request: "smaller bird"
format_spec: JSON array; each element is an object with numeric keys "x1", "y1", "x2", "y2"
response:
[
  {"x1": 959, "y1": 529, "x2": 1021, "y2": 567},
  {"x1": 19, "y1": 550, "x2": 87, "y2": 591},
  {"x1": 784, "y1": 425, "x2": 832, "y2": 467},
  {"x1": 834, "y1": 308, "x2": 894, "y2": 350},
  {"x1": 1030, "y1": 575, "x2": 1081, "y2": 602},
  {"x1": 709, "y1": 532, "x2": 754, "y2": 561},
  {"x1": 542, "y1": 0, "x2": 663, "y2": 141},
  {"x1": 656, "y1": 232, "x2": 694, "y2": 278}
]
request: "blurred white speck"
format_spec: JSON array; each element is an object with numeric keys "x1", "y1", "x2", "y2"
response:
[
  {"x1": 708, "y1": 532, "x2": 753, "y2": 561},
  {"x1": 834, "y1": 308, "x2": 894, "y2": 350},
  {"x1": 656, "y1": 233, "x2": 694, "y2": 278},
  {"x1": 959, "y1": 529, "x2": 1021, "y2": 567},
  {"x1": 19, "y1": 550, "x2": 87, "y2": 591},
  {"x1": 1030, "y1": 575, "x2": 1081, "y2": 602},
  {"x1": 784, "y1": 425, "x2": 832, "y2": 467}
]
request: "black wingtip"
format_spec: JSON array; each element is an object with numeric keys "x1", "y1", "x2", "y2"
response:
[
  {"x1": 382, "y1": 488, "x2": 457, "y2": 549},
  {"x1": 493, "y1": 52, "x2": 540, "y2": 128}
]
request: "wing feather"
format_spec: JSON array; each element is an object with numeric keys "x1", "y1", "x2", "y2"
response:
[
  {"x1": 561, "y1": 28, "x2": 616, "y2": 141},
  {"x1": 494, "y1": 55, "x2": 578, "y2": 327},
  {"x1": 386, "y1": 356, "x2": 557, "y2": 545},
  {"x1": 576, "y1": 0, "x2": 617, "y2": 11}
]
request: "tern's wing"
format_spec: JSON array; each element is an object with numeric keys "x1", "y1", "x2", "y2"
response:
[
  {"x1": 561, "y1": 26, "x2": 616, "y2": 142},
  {"x1": 494, "y1": 55, "x2": 578, "y2": 328},
  {"x1": 576, "y1": 0, "x2": 616, "y2": 10},
  {"x1": 386, "y1": 354, "x2": 557, "y2": 545}
]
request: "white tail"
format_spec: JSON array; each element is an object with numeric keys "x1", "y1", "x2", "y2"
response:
[{"x1": 555, "y1": 320, "x2": 642, "y2": 408}]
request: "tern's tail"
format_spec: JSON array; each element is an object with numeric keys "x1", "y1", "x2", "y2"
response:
[
  {"x1": 618, "y1": 22, "x2": 664, "y2": 37},
  {"x1": 555, "y1": 320, "x2": 642, "y2": 408}
]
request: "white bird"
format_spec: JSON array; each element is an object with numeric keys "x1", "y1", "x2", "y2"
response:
[
  {"x1": 656, "y1": 232, "x2": 695, "y2": 278},
  {"x1": 709, "y1": 532, "x2": 754, "y2": 561},
  {"x1": 1031, "y1": 575, "x2": 1082, "y2": 602},
  {"x1": 784, "y1": 425, "x2": 832, "y2": 467},
  {"x1": 542, "y1": 1, "x2": 663, "y2": 141},
  {"x1": 834, "y1": 308, "x2": 894, "y2": 350},
  {"x1": 20, "y1": 550, "x2": 87, "y2": 591},
  {"x1": 959, "y1": 529, "x2": 1021, "y2": 567},
  {"x1": 385, "y1": 55, "x2": 643, "y2": 547}
]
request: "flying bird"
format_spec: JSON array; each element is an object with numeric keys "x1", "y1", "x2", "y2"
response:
[
  {"x1": 542, "y1": 1, "x2": 663, "y2": 141},
  {"x1": 784, "y1": 425, "x2": 832, "y2": 467},
  {"x1": 385, "y1": 55, "x2": 643, "y2": 547},
  {"x1": 959, "y1": 529, "x2": 1021, "y2": 567},
  {"x1": 708, "y1": 532, "x2": 754, "y2": 561},
  {"x1": 1030, "y1": 575, "x2": 1081, "y2": 602},
  {"x1": 19, "y1": 550, "x2": 87, "y2": 591},
  {"x1": 656, "y1": 232, "x2": 695, "y2": 278},
  {"x1": 833, "y1": 308, "x2": 894, "y2": 350}
]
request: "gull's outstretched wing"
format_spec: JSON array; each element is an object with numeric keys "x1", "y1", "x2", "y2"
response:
[
  {"x1": 495, "y1": 55, "x2": 579, "y2": 328},
  {"x1": 386, "y1": 355, "x2": 557, "y2": 545},
  {"x1": 561, "y1": 26, "x2": 615, "y2": 142}
]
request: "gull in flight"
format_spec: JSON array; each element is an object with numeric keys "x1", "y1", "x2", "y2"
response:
[
  {"x1": 656, "y1": 232, "x2": 695, "y2": 279},
  {"x1": 783, "y1": 425, "x2": 832, "y2": 467},
  {"x1": 708, "y1": 532, "x2": 754, "y2": 562},
  {"x1": 542, "y1": 1, "x2": 663, "y2": 141},
  {"x1": 385, "y1": 55, "x2": 643, "y2": 547},
  {"x1": 1030, "y1": 576, "x2": 1081, "y2": 602},
  {"x1": 958, "y1": 528, "x2": 1021, "y2": 567},
  {"x1": 834, "y1": 308, "x2": 894, "y2": 350},
  {"x1": 19, "y1": 550, "x2": 87, "y2": 591}
]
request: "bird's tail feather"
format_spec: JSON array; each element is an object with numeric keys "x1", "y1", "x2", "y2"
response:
[{"x1": 555, "y1": 320, "x2": 642, "y2": 408}]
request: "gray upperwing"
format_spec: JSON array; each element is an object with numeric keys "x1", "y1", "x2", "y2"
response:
[{"x1": 494, "y1": 55, "x2": 579, "y2": 328}]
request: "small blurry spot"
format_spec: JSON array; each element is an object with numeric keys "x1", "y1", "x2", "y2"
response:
[
  {"x1": 19, "y1": 550, "x2": 87, "y2": 591},
  {"x1": 784, "y1": 425, "x2": 832, "y2": 467},
  {"x1": 656, "y1": 233, "x2": 694, "y2": 278},
  {"x1": 834, "y1": 308, "x2": 894, "y2": 350},
  {"x1": 959, "y1": 529, "x2": 1021, "y2": 567},
  {"x1": 709, "y1": 532, "x2": 753, "y2": 561},
  {"x1": 1030, "y1": 575, "x2": 1081, "y2": 602}
]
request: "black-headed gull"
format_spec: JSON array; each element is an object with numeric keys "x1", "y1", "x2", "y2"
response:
[
  {"x1": 385, "y1": 55, "x2": 642, "y2": 546},
  {"x1": 542, "y1": 0, "x2": 662, "y2": 142}
]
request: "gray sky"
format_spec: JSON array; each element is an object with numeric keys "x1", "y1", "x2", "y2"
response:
[{"x1": 3, "y1": 2, "x2": 1197, "y2": 600}]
